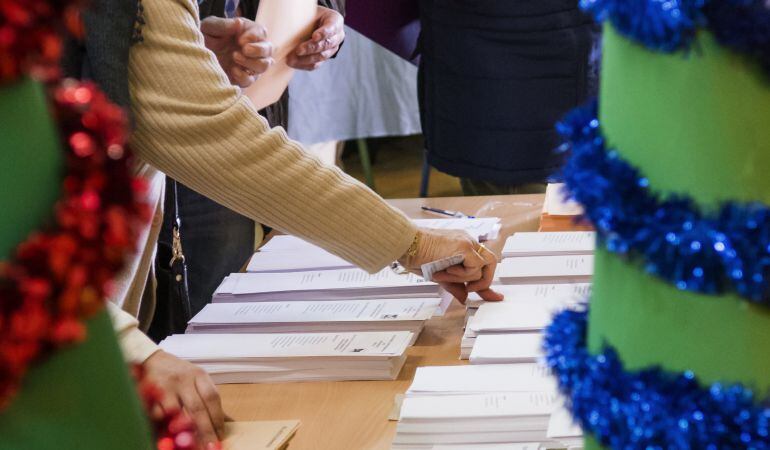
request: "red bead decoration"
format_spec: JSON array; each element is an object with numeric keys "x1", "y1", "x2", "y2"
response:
[
  {"x1": 1, "y1": 1, "x2": 205, "y2": 449},
  {"x1": 0, "y1": 79, "x2": 150, "y2": 411},
  {"x1": 0, "y1": 0, "x2": 83, "y2": 83}
]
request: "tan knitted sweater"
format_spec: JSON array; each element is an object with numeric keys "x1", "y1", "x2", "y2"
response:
[{"x1": 110, "y1": 0, "x2": 418, "y2": 363}]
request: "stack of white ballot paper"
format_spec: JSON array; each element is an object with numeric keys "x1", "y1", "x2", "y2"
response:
[
  {"x1": 405, "y1": 364, "x2": 556, "y2": 397},
  {"x1": 159, "y1": 331, "x2": 412, "y2": 383},
  {"x1": 247, "y1": 241, "x2": 353, "y2": 273},
  {"x1": 546, "y1": 406, "x2": 583, "y2": 449},
  {"x1": 392, "y1": 444, "x2": 543, "y2": 450},
  {"x1": 413, "y1": 217, "x2": 502, "y2": 242},
  {"x1": 213, "y1": 268, "x2": 446, "y2": 303},
  {"x1": 461, "y1": 300, "x2": 571, "y2": 360},
  {"x1": 392, "y1": 365, "x2": 572, "y2": 449},
  {"x1": 502, "y1": 232, "x2": 596, "y2": 258},
  {"x1": 393, "y1": 392, "x2": 559, "y2": 446},
  {"x1": 496, "y1": 256, "x2": 594, "y2": 285},
  {"x1": 543, "y1": 183, "x2": 583, "y2": 217},
  {"x1": 186, "y1": 299, "x2": 440, "y2": 343},
  {"x1": 466, "y1": 283, "x2": 592, "y2": 309},
  {"x1": 469, "y1": 333, "x2": 544, "y2": 365},
  {"x1": 469, "y1": 302, "x2": 558, "y2": 333}
]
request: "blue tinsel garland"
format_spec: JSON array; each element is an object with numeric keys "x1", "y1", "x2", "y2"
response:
[
  {"x1": 557, "y1": 100, "x2": 770, "y2": 306},
  {"x1": 580, "y1": 0, "x2": 770, "y2": 74},
  {"x1": 543, "y1": 307, "x2": 770, "y2": 449}
]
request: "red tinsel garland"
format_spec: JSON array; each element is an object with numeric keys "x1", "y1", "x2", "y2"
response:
[
  {"x1": 0, "y1": 77, "x2": 151, "y2": 409},
  {"x1": 1, "y1": 1, "x2": 211, "y2": 449},
  {"x1": 0, "y1": 0, "x2": 83, "y2": 83}
]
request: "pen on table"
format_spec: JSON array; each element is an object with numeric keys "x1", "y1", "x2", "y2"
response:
[{"x1": 421, "y1": 206, "x2": 475, "y2": 219}]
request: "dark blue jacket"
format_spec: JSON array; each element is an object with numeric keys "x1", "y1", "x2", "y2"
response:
[{"x1": 418, "y1": 0, "x2": 598, "y2": 184}]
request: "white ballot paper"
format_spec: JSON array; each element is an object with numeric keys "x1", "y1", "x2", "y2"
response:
[
  {"x1": 466, "y1": 283, "x2": 591, "y2": 308},
  {"x1": 421, "y1": 254, "x2": 464, "y2": 282},
  {"x1": 161, "y1": 331, "x2": 411, "y2": 359},
  {"x1": 460, "y1": 326, "x2": 476, "y2": 360},
  {"x1": 497, "y1": 255, "x2": 594, "y2": 285},
  {"x1": 160, "y1": 331, "x2": 413, "y2": 383},
  {"x1": 213, "y1": 268, "x2": 442, "y2": 302},
  {"x1": 407, "y1": 363, "x2": 556, "y2": 397},
  {"x1": 544, "y1": 183, "x2": 584, "y2": 216},
  {"x1": 246, "y1": 0, "x2": 317, "y2": 109},
  {"x1": 394, "y1": 392, "x2": 558, "y2": 445},
  {"x1": 546, "y1": 405, "x2": 583, "y2": 448},
  {"x1": 258, "y1": 235, "x2": 315, "y2": 252},
  {"x1": 246, "y1": 248, "x2": 353, "y2": 273},
  {"x1": 469, "y1": 302, "x2": 560, "y2": 333},
  {"x1": 186, "y1": 299, "x2": 439, "y2": 341},
  {"x1": 248, "y1": 235, "x2": 356, "y2": 272},
  {"x1": 392, "y1": 444, "x2": 542, "y2": 450},
  {"x1": 470, "y1": 333, "x2": 543, "y2": 365},
  {"x1": 503, "y1": 232, "x2": 596, "y2": 258},
  {"x1": 429, "y1": 445, "x2": 543, "y2": 450},
  {"x1": 413, "y1": 218, "x2": 502, "y2": 242}
]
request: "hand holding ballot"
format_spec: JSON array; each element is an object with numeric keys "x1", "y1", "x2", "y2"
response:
[
  {"x1": 201, "y1": 16, "x2": 274, "y2": 88},
  {"x1": 400, "y1": 229, "x2": 503, "y2": 303}
]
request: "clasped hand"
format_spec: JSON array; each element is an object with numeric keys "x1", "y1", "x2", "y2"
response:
[
  {"x1": 399, "y1": 229, "x2": 504, "y2": 304},
  {"x1": 202, "y1": 6, "x2": 344, "y2": 88}
]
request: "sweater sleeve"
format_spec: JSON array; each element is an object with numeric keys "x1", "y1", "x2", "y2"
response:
[
  {"x1": 107, "y1": 303, "x2": 160, "y2": 364},
  {"x1": 128, "y1": 0, "x2": 417, "y2": 273}
]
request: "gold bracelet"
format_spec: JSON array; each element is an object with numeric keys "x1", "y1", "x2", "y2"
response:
[{"x1": 404, "y1": 231, "x2": 421, "y2": 259}]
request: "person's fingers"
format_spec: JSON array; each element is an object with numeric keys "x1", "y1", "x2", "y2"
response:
[
  {"x1": 201, "y1": 16, "x2": 240, "y2": 38},
  {"x1": 445, "y1": 264, "x2": 480, "y2": 278},
  {"x1": 150, "y1": 402, "x2": 168, "y2": 421},
  {"x1": 467, "y1": 252, "x2": 497, "y2": 293},
  {"x1": 241, "y1": 41, "x2": 272, "y2": 58},
  {"x1": 474, "y1": 287, "x2": 505, "y2": 302},
  {"x1": 440, "y1": 281, "x2": 468, "y2": 304},
  {"x1": 178, "y1": 381, "x2": 219, "y2": 445},
  {"x1": 233, "y1": 51, "x2": 272, "y2": 75},
  {"x1": 295, "y1": 31, "x2": 344, "y2": 56},
  {"x1": 238, "y1": 19, "x2": 268, "y2": 45},
  {"x1": 286, "y1": 49, "x2": 337, "y2": 70},
  {"x1": 228, "y1": 65, "x2": 255, "y2": 88},
  {"x1": 432, "y1": 268, "x2": 482, "y2": 284},
  {"x1": 461, "y1": 248, "x2": 486, "y2": 270},
  {"x1": 195, "y1": 374, "x2": 226, "y2": 440},
  {"x1": 286, "y1": 56, "x2": 320, "y2": 71},
  {"x1": 158, "y1": 392, "x2": 182, "y2": 416},
  {"x1": 311, "y1": 12, "x2": 343, "y2": 42}
]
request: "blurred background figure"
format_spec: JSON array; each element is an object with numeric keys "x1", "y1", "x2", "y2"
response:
[
  {"x1": 416, "y1": 0, "x2": 599, "y2": 196},
  {"x1": 287, "y1": 24, "x2": 422, "y2": 180}
]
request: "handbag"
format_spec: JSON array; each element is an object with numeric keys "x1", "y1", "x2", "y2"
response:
[{"x1": 148, "y1": 180, "x2": 193, "y2": 342}]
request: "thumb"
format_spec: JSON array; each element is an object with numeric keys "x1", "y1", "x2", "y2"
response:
[{"x1": 200, "y1": 16, "x2": 241, "y2": 38}]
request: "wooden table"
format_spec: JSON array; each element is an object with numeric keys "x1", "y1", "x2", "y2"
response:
[{"x1": 219, "y1": 194, "x2": 545, "y2": 450}]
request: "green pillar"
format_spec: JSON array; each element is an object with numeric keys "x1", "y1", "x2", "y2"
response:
[
  {"x1": 0, "y1": 79, "x2": 153, "y2": 449},
  {"x1": 585, "y1": 26, "x2": 770, "y2": 449}
]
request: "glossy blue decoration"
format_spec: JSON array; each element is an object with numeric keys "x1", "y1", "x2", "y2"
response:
[
  {"x1": 543, "y1": 307, "x2": 770, "y2": 449},
  {"x1": 557, "y1": 100, "x2": 770, "y2": 306},
  {"x1": 581, "y1": 0, "x2": 770, "y2": 74}
]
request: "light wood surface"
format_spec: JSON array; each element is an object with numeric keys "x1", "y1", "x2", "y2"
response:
[{"x1": 219, "y1": 194, "x2": 545, "y2": 450}]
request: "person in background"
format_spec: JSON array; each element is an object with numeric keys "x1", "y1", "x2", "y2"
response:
[
  {"x1": 417, "y1": 0, "x2": 599, "y2": 195},
  {"x1": 152, "y1": 0, "x2": 347, "y2": 343},
  {"x1": 71, "y1": 0, "x2": 503, "y2": 446}
]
